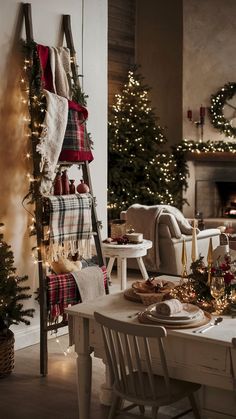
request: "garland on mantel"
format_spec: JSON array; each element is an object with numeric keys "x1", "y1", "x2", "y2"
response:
[
  {"x1": 174, "y1": 138, "x2": 236, "y2": 154},
  {"x1": 208, "y1": 81, "x2": 236, "y2": 138}
]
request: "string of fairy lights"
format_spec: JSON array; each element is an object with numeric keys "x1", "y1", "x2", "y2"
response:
[{"x1": 21, "y1": 44, "x2": 75, "y2": 355}]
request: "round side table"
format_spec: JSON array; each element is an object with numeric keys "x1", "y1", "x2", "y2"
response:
[{"x1": 102, "y1": 239, "x2": 152, "y2": 290}]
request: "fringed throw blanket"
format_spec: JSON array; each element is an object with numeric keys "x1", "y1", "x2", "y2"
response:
[
  {"x1": 46, "y1": 194, "x2": 92, "y2": 261},
  {"x1": 71, "y1": 265, "x2": 106, "y2": 302},
  {"x1": 126, "y1": 204, "x2": 198, "y2": 272},
  {"x1": 36, "y1": 89, "x2": 68, "y2": 195},
  {"x1": 47, "y1": 273, "x2": 79, "y2": 322}
]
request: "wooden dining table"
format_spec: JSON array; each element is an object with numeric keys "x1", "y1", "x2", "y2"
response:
[{"x1": 66, "y1": 291, "x2": 236, "y2": 419}]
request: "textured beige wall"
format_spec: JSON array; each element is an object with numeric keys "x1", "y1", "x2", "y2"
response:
[
  {"x1": 136, "y1": 0, "x2": 236, "y2": 144},
  {"x1": 183, "y1": 0, "x2": 236, "y2": 141},
  {"x1": 136, "y1": 0, "x2": 183, "y2": 146}
]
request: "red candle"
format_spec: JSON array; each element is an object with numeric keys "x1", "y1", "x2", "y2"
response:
[
  {"x1": 200, "y1": 105, "x2": 205, "y2": 117},
  {"x1": 187, "y1": 109, "x2": 192, "y2": 121}
]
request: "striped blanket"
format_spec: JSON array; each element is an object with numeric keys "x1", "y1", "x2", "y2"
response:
[{"x1": 46, "y1": 194, "x2": 92, "y2": 261}]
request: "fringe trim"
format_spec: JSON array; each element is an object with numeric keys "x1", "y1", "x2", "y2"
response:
[{"x1": 46, "y1": 238, "x2": 92, "y2": 262}]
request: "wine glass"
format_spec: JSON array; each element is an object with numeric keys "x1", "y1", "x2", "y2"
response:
[{"x1": 210, "y1": 276, "x2": 225, "y2": 314}]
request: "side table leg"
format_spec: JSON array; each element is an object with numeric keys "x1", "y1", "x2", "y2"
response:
[
  {"x1": 136, "y1": 257, "x2": 149, "y2": 280},
  {"x1": 117, "y1": 257, "x2": 127, "y2": 290},
  {"x1": 106, "y1": 257, "x2": 115, "y2": 278}
]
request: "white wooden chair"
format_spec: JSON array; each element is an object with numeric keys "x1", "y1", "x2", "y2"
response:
[{"x1": 94, "y1": 312, "x2": 201, "y2": 419}]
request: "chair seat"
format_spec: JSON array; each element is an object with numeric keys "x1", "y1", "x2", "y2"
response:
[{"x1": 115, "y1": 371, "x2": 201, "y2": 407}]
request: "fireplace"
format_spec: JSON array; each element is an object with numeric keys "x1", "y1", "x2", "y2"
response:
[
  {"x1": 216, "y1": 182, "x2": 236, "y2": 217},
  {"x1": 183, "y1": 156, "x2": 236, "y2": 219}
]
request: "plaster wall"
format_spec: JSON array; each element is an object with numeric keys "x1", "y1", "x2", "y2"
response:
[
  {"x1": 135, "y1": 0, "x2": 183, "y2": 146},
  {"x1": 183, "y1": 0, "x2": 236, "y2": 142},
  {"x1": 0, "y1": 0, "x2": 107, "y2": 349}
]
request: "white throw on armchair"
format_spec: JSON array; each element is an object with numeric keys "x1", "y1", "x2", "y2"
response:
[{"x1": 121, "y1": 204, "x2": 220, "y2": 276}]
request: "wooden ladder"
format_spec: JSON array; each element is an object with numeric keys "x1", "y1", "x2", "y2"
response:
[{"x1": 22, "y1": 2, "x2": 107, "y2": 376}]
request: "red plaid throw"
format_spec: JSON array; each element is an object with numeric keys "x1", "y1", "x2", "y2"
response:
[
  {"x1": 47, "y1": 273, "x2": 80, "y2": 321},
  {"x1": 59, "y1": 100, "x2": 94, "y2": 162}
]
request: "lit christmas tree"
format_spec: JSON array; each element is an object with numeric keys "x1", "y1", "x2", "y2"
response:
[
  {"x1": 0, "y1": 224, "x2": 34, "y2": 337},
  {"x1": 108, "y1": 69, "x2": 187, "y2": 219}
]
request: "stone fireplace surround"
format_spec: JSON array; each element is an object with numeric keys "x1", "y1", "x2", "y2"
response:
[{"x1": 183, "y1": 153, "x2": 236, "y2": 231}]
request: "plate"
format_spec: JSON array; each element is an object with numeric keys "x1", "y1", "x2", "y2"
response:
[
  {"x1": 145, "y1": 306, "x2": 204, "y2": 325},
  {"x1": 138, "y1": 310, "x2": 211, "y2": 329},
  {"x1": 148, "y1": 303, "x2": 201, "y2": 321}
]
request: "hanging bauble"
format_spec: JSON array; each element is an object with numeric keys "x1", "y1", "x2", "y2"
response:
[{"x1": 77, "y1": 179, "x2": 90, "y2": 194}]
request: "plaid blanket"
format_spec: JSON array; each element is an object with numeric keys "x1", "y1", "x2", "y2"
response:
[
  {"x1": 59, "y1": 100, "x2": 94, "y2": 162},
  {"x1": 47, "y1": 266, "x2": 107, "y2": 322},
  {"x1": 47, "y1": 273, "x2": 79, "y2": 321},
  {"x1": 46, "y1": 194, "x2": 92, "y2": 261}
]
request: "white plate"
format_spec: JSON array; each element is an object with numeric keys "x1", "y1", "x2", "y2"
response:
[{"x1": 146, "y1": 303, "x2": 203, "y2": 324}]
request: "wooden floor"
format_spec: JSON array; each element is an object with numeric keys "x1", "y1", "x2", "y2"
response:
[{"x1": 0, "y1": 270, "x2": 196, "y2": 419}]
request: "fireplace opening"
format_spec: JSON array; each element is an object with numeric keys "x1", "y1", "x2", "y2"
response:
[{"x1": 216, "y1": 182, "x2": 236, "y2": 217}]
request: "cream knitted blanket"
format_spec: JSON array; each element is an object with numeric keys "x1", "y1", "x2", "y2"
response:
[
  {"x1": 49, "y1": 46, "x2": 71, "y2": 99},
  {"x1": 126, "y1": 204, "x2": 163, "y2": 271},
  {"x1": 126, "y1": 204, "x2": 197, "y2": 272},
  {"x1": 71, "y1": 266, "x2": 105, "y2": 302},
  {"x1": 36, "y1": 90, "x2": 68, "y2": 195}
]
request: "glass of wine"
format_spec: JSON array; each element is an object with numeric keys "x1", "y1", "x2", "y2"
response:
[{"x1": 210, "y1": 276, "x2": 225, "y2": 314}]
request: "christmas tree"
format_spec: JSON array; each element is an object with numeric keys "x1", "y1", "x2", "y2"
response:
[
  {"x1": 108, "y1": 69, "x2": 186, "y2": 220},
  {"x1": 0, "y1": 224, "x2": 34, "y2": 337}
]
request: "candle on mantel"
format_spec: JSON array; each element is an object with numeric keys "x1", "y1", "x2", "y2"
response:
[
  {"x1": 191, "y1": 219, "x2": 199, "y2": 262},
  {"x1": 187, "y1": 109, "x2": 192, "y2": 121},
  {"x1": 200, "y1": 105, "x2": 205, "y2": 117}
]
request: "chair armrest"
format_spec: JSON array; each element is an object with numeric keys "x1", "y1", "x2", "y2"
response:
[{"x1": 159, "y1": 213, "x2": 182, "y2": 239}]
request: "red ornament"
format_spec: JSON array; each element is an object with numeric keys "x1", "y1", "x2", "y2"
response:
[{"x1": 77, "y1": 179, "x2": 90, "y2": 194}]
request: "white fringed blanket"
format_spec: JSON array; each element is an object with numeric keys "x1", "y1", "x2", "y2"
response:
[{"x1": 46, "y1": 194, "x2": 92, "y2": 261}]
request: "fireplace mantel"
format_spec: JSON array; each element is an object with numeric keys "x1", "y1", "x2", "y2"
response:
[{"x1": 186, "y1": 151, "x2": 236, "y2": 162}]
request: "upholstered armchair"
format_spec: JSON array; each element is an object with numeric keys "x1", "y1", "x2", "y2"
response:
[{"x1": 121, "y1": 204, "x2": 220, "y2": 276}]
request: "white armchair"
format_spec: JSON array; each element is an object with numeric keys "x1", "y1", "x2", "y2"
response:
[{"x1": 121, "y1": 204, "x2": 220, "y2": 276}]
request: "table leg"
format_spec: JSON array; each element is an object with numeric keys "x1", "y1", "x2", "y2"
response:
[
  {"x1": 74, "y1": 317, "x2": 92, "y2": 419},
  {"x1": 136, "y1": 256, "x2": 149, "y2": 280},
  {"x1": 117, "y1": 257, "x2": 127, "y2": 290}
]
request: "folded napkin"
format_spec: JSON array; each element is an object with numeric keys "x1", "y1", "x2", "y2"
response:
[{"x1": 155, "y1": 298, "x2": 183, "y2": 316}]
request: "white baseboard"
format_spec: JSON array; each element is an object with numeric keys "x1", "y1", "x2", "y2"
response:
[{"x1": 13, "y1": 324, "x2": 68, "y2": 350}]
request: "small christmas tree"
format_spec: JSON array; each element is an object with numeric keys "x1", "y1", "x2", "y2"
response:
[
  {"x1": 0, "y1": 223, "x2": 34, "y2": 337},
  {"x1": 108, "y1": 69, "x2": 185, "y2": 220}
]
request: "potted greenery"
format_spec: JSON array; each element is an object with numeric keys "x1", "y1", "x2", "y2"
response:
[{"x1": 0, "y1": 223, "x2": 34, "y2": 377}]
